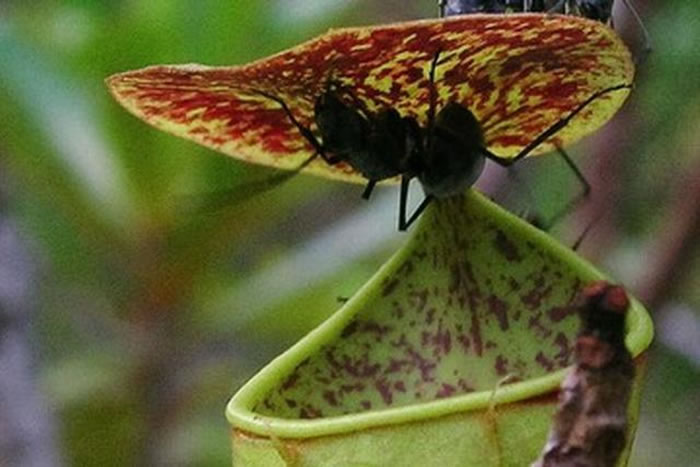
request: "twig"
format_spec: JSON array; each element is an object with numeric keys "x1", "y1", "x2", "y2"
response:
[{"x1": 532, "y1": 282, "x2": 634, "y2": 467}]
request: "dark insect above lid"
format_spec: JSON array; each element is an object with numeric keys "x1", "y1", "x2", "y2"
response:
[{"x1": 254, "y1": 51, "x2": 629, "y2": 230}]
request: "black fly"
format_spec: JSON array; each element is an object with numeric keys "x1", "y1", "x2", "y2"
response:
[{"x1": 254, "y1": 53, "x2": 630, "y2": 231}]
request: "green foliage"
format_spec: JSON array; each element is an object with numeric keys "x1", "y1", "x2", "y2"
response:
[{"x1": 1, "y1": 1, "x2": 698, "y2": 466}]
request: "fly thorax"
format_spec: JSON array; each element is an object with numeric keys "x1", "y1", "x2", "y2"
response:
[{"x1": 314, "y1": 91, "x2": 368, "y2": 156}]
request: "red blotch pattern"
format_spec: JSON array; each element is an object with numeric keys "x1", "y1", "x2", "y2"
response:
[{"x1": 107, "y1": 14, "x2": 633, "y2": 185}]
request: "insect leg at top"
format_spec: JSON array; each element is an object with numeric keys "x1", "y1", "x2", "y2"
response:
[
  {"x1": 440, "y1": 0, "x2": 650, "y2": 58},
  {"x1": 439, "y1": 0, "x2": 546, "y2": 16},
  {"x1": 552, "y1": 0, "x2": 650, "y2": 57}
]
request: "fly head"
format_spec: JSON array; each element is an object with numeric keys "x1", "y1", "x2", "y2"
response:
[{"x1": 418, "y1": 102, "x2": 486, "y2": 198}]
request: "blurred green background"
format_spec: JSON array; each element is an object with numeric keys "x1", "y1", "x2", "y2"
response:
[{"x1": 0, "y1": 1, "x2": 698, "y2": 465}]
